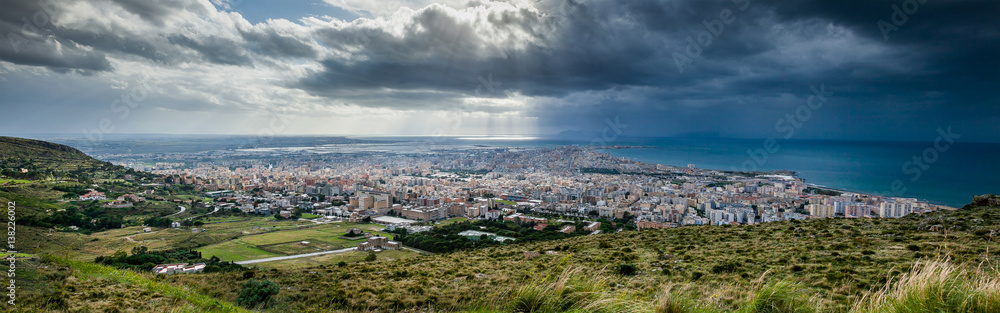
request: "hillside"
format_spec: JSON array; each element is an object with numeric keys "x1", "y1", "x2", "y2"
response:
[
  {"x1": 0, "y1": 136, "x2": 213, "y2": 236},
  {"x1": 0, "y1": 136, "x2": 111, "y2": 177},
  {"x1": 12, "y1": 195, "x2": 996, "y2": 312},
  {"x1": 168, "y1": 196, "x2": 995, "y2": 312}
]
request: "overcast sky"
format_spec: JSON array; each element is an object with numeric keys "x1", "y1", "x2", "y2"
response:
[{"x1": 0, "y1": 0, "x2": 997, "y2": 142}]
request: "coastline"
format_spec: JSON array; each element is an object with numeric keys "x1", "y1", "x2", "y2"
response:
[
  {"x1": 801, "y1": 182, "x2": 959, "y2": 210},
  {"x1": 596, "y1": 147, "x2": 965, "y2": 209}
]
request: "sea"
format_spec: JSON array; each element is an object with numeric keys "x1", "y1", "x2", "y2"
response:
[
  {"x1": 591, "y1": 137, "x2": 999, "y2": 208},
  {"x1": 381, "y1": 136, "x2": 999, "y2": 208},
  {"x1": 25, "y1": 134, "x2": 1000, "y2": 208}
]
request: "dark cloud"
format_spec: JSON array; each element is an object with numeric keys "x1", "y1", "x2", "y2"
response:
[
  {"x1": 110, "y1": 0, "x2": 209, "y2": 26},
  {"x1": 240, "y1": 27, "x2": 320, "y2": 59},
  {"x1": 290, "y1": 0, "x2": 998, "y2": 142},
  {"x1": 0, "y1": 0, "x2": 996, "y2": 142},
  {"x1": 167, "y1": 34, "x2": 254, "y2": 66},
  {"x1": 0, "y1": 0, "x2": 113, "y2": 72},
  {"x1": 55, "y1": 28, "x2": 181, "y2": 65}
]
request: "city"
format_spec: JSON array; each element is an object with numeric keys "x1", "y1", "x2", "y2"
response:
[{"x1": 119, "y1": 145, "x2": 946, "y2": 235}]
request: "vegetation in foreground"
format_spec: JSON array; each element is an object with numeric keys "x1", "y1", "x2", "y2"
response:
[{"x1": 11, "y1": 195, "x2": 995, "y2": 312}]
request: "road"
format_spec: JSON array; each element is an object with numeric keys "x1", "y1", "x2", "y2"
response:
[
  {"x1": 164, "y1": 206, "x2": 186, "y2": 218},
  {"x1": 400, "y1": 246, "x2": 434, "y2": 254},
  {"x1": 234, "y1": 247, "x2": 358, "y2": 265},
  {"x1": 183, "y1": 206, "x2": 220, "y2": 221}
]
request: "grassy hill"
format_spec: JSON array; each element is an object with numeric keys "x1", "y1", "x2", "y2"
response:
[
  {"x1": 0, "y1": 136, "x2": 112, "y2": 177},
  {"x1": 14, "y1": 195, "x2": 993, "y2": 313},
  {"x1": 0, "y1": 137, "x2": 250, "y2": 311},
  {"x1": 0, "y1": 137, "x2": 192, "y2": 232}
]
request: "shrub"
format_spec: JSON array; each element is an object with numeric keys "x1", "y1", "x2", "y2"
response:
[
  {"x1": 712, "y1": 261, "x2": 740, "y2": 274},
  {"x1": 616, "y1": 264, "x2": 637, "y2": 276},
  {"x1": 236, "y1": 279, "x2": 280, "y2": 308},
  {"x1": 691, "y1": 272, "x2": 704, "y2": 281}
]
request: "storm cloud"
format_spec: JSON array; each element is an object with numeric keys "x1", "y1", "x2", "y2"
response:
[{"x1": 0, "y1": 0, "x2": 996, "y2": 141}]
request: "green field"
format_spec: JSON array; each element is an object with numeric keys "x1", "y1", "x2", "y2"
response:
[
  {"x1": 197, "y1": 240, "x2": 280, "y2": 261},
  {"x1": 493, "y1": 199, "x2": 516, "y2": 205},
  {"x1": 65, "y1": 216, "x2": 319, "y2": 261},
  {"x1": 437, "y1": 216, "x2": 469, "y2": 227},
  {"x1": 300, "y1": 213, "x2": 321, "y2": 219},
  {"x1": 240, "y1": 229, "x2": 341, "y2": 246},
  {"x1": 259, "y1": 240, "x2": 345, "y2": 255},
  {"x1": 261, "y1": 249, "x2": 421, "y2": 270},
  {"x1": 194, "y1": 221, "x2": 396, "y2": 262}
]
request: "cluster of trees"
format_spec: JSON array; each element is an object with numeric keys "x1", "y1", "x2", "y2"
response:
[
  {"x1": 392, "y1": 219, "x2": 593, "y2": 253},
  {"x1": 805, "y1": 187, "x2": 842, "y2": 196},
  {"x1": 53, "y1": 184, "x2": 91, "y2": 198},
  {"x1": 520, "y1": 209, "x2": 637, "y2": 232},
  {"x1": 392, "y1": 223, "x2": 486, "y2": 253},
  {"x1": 706, "y1": 181, "x2": 734, "y2": 188},
  {"x1": 441, "y1": 169, "x2": 491, "y2": 178},
  {"x1": 95, "y1": 246, "x2": 244, "y2": 273},
  {"x1": 143, "y1": 216, "x2": 173, "y2": 228},
  {"x1": 581, "y1": 167, "x2": 622, "y2": 175},
  {"x1": 0, "y1": 167, "x2": 55, "y2": 180},
  {"x1": 21, "y1": 204, "x2": 125, "y2": 232}
]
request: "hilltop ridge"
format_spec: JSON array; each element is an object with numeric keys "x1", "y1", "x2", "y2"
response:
[{"x1": 0, "y1": 136, "x2": 115, "y2": 178}]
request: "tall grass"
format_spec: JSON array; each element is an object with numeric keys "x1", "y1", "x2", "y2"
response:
[
  {"x1": 476, "y1": 260, "x2": 999, "y2": 313},
  {"x1": 502, "y1": 267, "x2": 610, "y2": 312},
  {"x1": 43, "y1": 254, "x2": 250, "y2": 313},
  {"x1": 738, "y1": 280, "x2": 815, "y2": 313},
  {"x1": 652, "y1": 287, "x2": 719, "y2": 313},
  {"x1": 852, "y1": 260, "x2": 1000, "y2": 313}
]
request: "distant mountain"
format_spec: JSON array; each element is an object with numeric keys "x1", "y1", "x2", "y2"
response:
[{"x1": 31, "y1": 134, "x2": 390, "y2": 155}]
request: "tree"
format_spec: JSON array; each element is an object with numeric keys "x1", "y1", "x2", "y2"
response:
[
  {"x1": 364, "y1": 252, "x2": 377, "y2": 262},
  {"x1": 143, "y1": 216, "x2": 172, "y2": 228},
  {"x1": 236, "y1": 279, "x2": 280, "y2": 308}
]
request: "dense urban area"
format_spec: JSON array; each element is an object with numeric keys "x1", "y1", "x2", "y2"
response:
[{"x1": 99, "y1": 145, "x2": 946, "y2": 239}]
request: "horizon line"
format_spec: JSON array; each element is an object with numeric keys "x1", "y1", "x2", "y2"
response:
[{"x1": 2, "y1": 133, "x2": 998, "y2": 145}]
